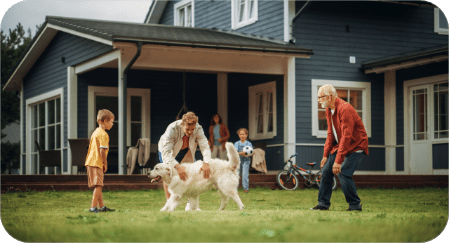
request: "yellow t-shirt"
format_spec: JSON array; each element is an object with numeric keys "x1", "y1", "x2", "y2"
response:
[{"x1": 85, "y1": 127, "x2": 109, "y2": 169}]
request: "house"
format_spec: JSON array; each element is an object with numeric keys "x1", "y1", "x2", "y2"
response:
[{"x1": 3, "y1": 0, "x2": 447, "y2": 175}]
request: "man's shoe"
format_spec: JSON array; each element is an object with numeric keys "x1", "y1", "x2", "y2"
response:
[
  {"x1": 99, "y1": 206, "x2": 115, "y2": 212},
  {"x1": 89, "y1": 207, "x2": 99, "y2": 213},
  {"x1": 347, "y1": 204, "x2": 362, "y2": 211},
  {"x1": 310, "y1": 205, "x2": 329, "y2": 211}
]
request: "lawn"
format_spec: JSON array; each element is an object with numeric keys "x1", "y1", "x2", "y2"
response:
[{"x1": 1, "y1": 187, "x2": 448, "y2": 242}]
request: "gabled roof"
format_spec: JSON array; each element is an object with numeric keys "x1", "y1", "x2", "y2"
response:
[
  {"x1": 362, "y1": 45, "x2": 448, "y2": 74},
  {"x1": 3, "y1": 16, "x2": 313, "y2": 91},
  {"x1": 144, "y1": 0, "x2": 167, "y2": 24}
]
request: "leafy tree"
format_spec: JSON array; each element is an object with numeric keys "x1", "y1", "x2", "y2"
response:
[{"x1": 1, "y1": 23, "x2": 41, "y2": 173}]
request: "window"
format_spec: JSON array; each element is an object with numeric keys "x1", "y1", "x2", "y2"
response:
[
  {"x1": 249, "y1": 81, "x2": 276, "y2": 140},
  {"x1": 232, "y1": 0, "x2": 258, "y2": 29},
  {"x1": 434, "y1": 8, "x2": 448, "y2": 35},
  {"x1": 311, "y1": 80, "x2": 371, "y2": 138},
  {"x1": 88, "y1": 87, "x2": 151, "y2": 146},
  {"x1": 433, "y1": 82, "x2": 448, "y2": 139},
  {"x1": 26, "y1": 88, "x2": 64, "y2": 174},
  {"x1": 175, "y1": 0, "x2": 194, "y2": 27}
]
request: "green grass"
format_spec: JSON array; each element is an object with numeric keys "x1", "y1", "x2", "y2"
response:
[{"x1": 1, "y1": 187, "x2": 448, "y2": 242}]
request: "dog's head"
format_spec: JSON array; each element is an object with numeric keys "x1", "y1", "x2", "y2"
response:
[{"x1": 147, "y1": 163, "x2": 173, "y2": 183}]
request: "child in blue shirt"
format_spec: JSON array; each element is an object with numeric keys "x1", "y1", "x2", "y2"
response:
[{"x1": 234, "y1": 128, "x2": 253, "y2": 193}]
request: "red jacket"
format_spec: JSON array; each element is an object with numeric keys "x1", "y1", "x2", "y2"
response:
[
  {"x1": 323, "y1": 97, "x2": 369, "y2": 164},
  {"x1": 208, "y1": 123, "x2": 230, "y2": 151}
]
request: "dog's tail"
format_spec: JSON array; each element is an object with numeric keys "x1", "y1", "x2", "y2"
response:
[{"x1": 226, "y1": 142, "x2": 240, "y2": 171}]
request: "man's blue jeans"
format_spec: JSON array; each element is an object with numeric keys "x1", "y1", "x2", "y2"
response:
[{"x1": 318, "y1": 151, "x2": 365, "y2": 209}]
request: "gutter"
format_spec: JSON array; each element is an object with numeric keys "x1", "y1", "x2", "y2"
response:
[{"x1": 290, "y1": 0, "x2": 312, "y2": 43}]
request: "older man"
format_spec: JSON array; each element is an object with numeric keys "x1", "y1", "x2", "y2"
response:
[
  {"x1": 158, "y1": 112, "x2": 212, "y2": 202},
  {"x1": 311, "y1": 84, "x2": 369, "y2": 211}
]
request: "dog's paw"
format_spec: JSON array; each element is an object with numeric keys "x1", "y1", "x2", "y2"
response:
[{"x1": 196, "y1": 208, "x2": 202, "y2": 211}]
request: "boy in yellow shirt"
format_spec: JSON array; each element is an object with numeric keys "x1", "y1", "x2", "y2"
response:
[{"x1": 85, "y1": 109, "x2": 116, "y2": 213}]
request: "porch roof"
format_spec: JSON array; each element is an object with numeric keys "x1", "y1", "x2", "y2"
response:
[
  {"x1": 361, "y1": 45, "x2": 448, "y2": 74},
  {"x1": 3, "y1": 16, "x2": 313, "y2": 92}
]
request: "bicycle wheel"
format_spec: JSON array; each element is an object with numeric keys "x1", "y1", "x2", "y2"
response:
[
  {"x1": 276, "y1": 170, "x2": 299, "y2": 190},
  {"x1": 315, "y1": 171, "x2": 337, "y2": 191}
]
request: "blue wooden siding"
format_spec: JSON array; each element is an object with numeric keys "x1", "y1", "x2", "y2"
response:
[
  {"x1": 22, "y1": 32, "x2": 112, "y2": 173},
  {"x1": 159, "y1": 0, "x2": 285, "y2": 40},
  {"x1": 433, "y1": 144, "x2": 449, "y2": 169}
]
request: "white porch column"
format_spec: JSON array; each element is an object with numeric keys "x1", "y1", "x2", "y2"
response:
[
  {"x1": 384, "y1": 71, "x2": 397, "y2": 174},
  {"x1": 118, "y1": 55, "x2": 127, "y2": 175},
  {"x1": 284, "y1": 57, "x2": 296, "y2": 164},
  {"x1": 217, "y1": 73, "x2": 228, "y2": 125},
  {"x1": 67, "y1": 66, "x2": 77, "y2": 174}
]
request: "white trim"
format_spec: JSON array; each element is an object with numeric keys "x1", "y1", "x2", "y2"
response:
[
  {"x1": 87, "y1": 86, "x2": 151, "y2": 146},
  {"x1": 248, "y1": 81, "x2": 277, "y2": 140},
  {"x1": 434, "y1": 8, "x2": 449, "y2": 35},
  {"x1": 67, "y1": 67, "x2": 77, "y2": 175},
  {"x1": 47, "y1": 23, "x2": 113, "y2": 46},
  {"x1": 174, "y1": 0, "x2": 195, "y2": 27},
  {"x1": 232, "y1": 0, "x2": 258, "y2": 30},
  {"x1": 311, "y1": 79, "x2": 371, "y2": 138},
  {"x1": 217, "y1": 73, "x2": 228, "y2": 126},
  {"x1": 20, "y1": 88, "x2": 23, "y2": 175},
  {"x1": 284, "y1": 0, "x2": 295, "y2": 43},
  {"x1": 74, "y1": 50, "x2": 120, "y2": 75},
  {"x1": 433, "y1": 169, "x2": 449, "y2": 175},
  {"x1": 284, "y1": 57, "x2": 296, "y2": 164},
  {"x1": 25, "y1": 88, "x2": 64, "y2": 174},
  {"x1": 384, "y1": 71, "x2": 397, "y2": 174}
]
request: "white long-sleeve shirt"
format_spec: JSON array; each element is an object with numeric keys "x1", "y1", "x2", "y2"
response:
[{"x1": 158, "y1": 120, "x2": 212, "y2": 167}]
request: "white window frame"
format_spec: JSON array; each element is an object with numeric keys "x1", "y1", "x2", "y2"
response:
[
  {"x1": 434, "y1": 8, "x2": 448, "y2": 35},
  {"x1": 174, "y1": 0, "x2": 195, "y2": 27},
  {"x1": 231, "y1": 0, "x2": 258, "y2": 30},
  {"x1": 430, "y1": 82, "x2": 448, "y2": 143},
  {"x1": 311, "y1": 79, "x2": 371, "y2": 138},
  {"x1": 87, "y1": 86, "x2": 151, "y2": 146},
  {"x1": 25, "y1": 88, "x2": 64, "y2": 175},
  {"x1": 249, "y1": 81, "x2": 277, "y2": 140}
]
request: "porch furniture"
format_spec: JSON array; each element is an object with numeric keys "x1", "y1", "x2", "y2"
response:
[
  {"x1": 68, "y1": 138, "x2": 90, "y2": 174},
  {"x1": 35, "y1": 141, "x2": 61, "y2": 174},
  {"x1": 127, "y1": 139, "x2": 158, "y2": 175}
]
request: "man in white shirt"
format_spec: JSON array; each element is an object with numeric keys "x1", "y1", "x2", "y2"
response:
[{"x1": 158, "y1": 112, "x2": 212, "y2": 200}]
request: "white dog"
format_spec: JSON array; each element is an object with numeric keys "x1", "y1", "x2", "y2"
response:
[{"x1": 148, "y1": 142, "x2": 245, "y2": 212}]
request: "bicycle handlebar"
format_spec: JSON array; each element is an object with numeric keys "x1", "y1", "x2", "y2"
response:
[{"x1": 284, "y1": 153, "x2": 297, "y2": 163}]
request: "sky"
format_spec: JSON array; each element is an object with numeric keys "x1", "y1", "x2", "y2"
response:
[{"x1": 1, "y1": 0, "x2": 153, "y2": 36}]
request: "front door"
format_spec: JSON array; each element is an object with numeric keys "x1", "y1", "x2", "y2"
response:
[{"x1": 409, "y1": 85, "x2": 432, "y2": 174}]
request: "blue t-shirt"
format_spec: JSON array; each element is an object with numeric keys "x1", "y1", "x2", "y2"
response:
[
  {"x1": 213, "y1": 124, "x2": 221, "y2": 146},
  {"x1": 234, "y1": 140, "x2": 252, "y2": 162}
]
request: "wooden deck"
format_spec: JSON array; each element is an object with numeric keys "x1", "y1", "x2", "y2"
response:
[{"x1": 1, "y1": 173, "x2": 447, "y2": 193}]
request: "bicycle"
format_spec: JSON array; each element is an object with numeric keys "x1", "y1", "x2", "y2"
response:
[{"x1": 276, "y1": 153, "x2": 337, "y2": 191}]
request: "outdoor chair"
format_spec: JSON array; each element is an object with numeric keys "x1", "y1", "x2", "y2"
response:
[
  {"x1": 35, "y1": 141, "x2": 61, "y2": 174},
  {"x1": 127, "y1": 139, "x2": 158, "y2": 175},
  {"x1": 68, "y1": 138, "x2": 90, "y2": 174}
]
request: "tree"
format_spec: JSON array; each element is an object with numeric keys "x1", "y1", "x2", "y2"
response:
[{"x1": 1, "y1": 23, "x2": 41, "y2": 174}]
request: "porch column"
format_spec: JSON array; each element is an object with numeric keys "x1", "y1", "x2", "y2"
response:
[
  {"x1": 217, "y1": 73, "x2": 228, "y2": 125},
  {"x1": 385, "y1": 71, "x2": 397, "y2": 174},
  {"x1": 284, "y1": 57, "x2": 296, "y2": 164},
  {"x1": 67, "y1": 66, "x2": 77, "y2": 174},
  {"x1": 118, "y1": 56, "x2": 127, "y2": 175}
]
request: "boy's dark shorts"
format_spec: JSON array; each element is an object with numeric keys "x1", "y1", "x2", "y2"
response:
[{"x1": 87, "y1": 166, "x2": 104, "y2": 187}]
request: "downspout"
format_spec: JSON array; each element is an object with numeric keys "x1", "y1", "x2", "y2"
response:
[
  {"x1": 119, "y1": 41, "x2": 142, "y2": 174},
  {"x1": 290, "y1": 0, "x2": 312, "y2": 43}
]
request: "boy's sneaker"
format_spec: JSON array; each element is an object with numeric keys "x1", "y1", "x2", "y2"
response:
[
  {"x1": 89, "y1": 207, "x2": 99, "y2": 213},
  {"x1": 310, "y1": 205, "x2": 329, "y2": 211},
  {"x1": 99, "y1": 206, "x2": 115, "y2": 212},
  {"x1": 347, "y1": 204, "x2": 362, "y2": 211}
]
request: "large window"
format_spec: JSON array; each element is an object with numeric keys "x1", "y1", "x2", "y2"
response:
[
  {"x1": 249, "y1": 81, "x2": 276, "y2": 140},
  {"x1": 232, "y1": 0, "x2": 258, "y2": 29},
  {"x1": 312, "y1": 80, "x2": 371, "y2": 138},
  {"x1": 434, "y1": 8, "x2": 448, "y2": 35},
  {"x1": 433, "y1": 82, "x2": 448, "y2": 139},
  {"x1": 174, "y1": 0, "x2": 194, "y2": 27}
]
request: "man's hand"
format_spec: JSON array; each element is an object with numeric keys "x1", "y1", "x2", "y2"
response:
[
  {"x1": 103, "y1": 164, "x2": 108, "y2": 173},
  {"x1": 332, "y1": 163, "x2": 341, "y2": 175},
  {"x1": 199, "y1": 163, "x2": 211, "y2": 179},
  {"x1": 320, "y1": 157, "x2": 327, "y2": 169},
  {"x1": 176, "y1": 165, "x2": 188, "y2": 181}
]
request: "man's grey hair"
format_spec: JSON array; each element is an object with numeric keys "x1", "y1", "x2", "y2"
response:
[{"x1": 318, "y1": 84, "x2": 338, "y2": 97}]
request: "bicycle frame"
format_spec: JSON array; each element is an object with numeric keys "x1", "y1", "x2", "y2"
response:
[{"x1": 285, "y1": 154, "x2": 318, "y2": 185}]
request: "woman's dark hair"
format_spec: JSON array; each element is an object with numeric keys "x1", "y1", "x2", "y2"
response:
[{"x1": 210, "y1": 113, "x2": 222, "y2": 126}]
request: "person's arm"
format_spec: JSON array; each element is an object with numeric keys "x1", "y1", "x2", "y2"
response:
[
  {"x1": 161, "y1": 124, "x2": 180, "y2": 168},
  {"x1": 196, "y1": 125, "x2": 212, "y2": 163},
  {"x1": 222, "y1": 124, "x2": 230, "y2": 142},
  {"x1": 334, "y1": 108, "x2": 355, "y2": 165},
  {"x1": 323, "y1": 110, "x2": 334, "y2": 159},
  {"x1": 100, "y1": 148, "x2": 108, "y2": 173}
]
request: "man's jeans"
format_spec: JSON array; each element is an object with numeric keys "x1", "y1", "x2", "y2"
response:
[{"x1": 318, "y1": 152, "x2": 365, "y2": 209}]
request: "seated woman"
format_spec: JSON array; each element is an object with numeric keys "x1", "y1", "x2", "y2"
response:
[{"x1": 208, "y1": 113, "x2": 230, "y2": 160}]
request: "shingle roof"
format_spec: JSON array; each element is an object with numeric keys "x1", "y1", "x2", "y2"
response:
[{"x1": 46, "y1": 16, "x2": 313, "y2": 55}]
